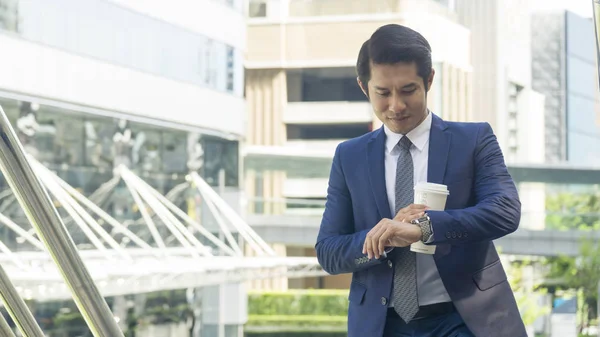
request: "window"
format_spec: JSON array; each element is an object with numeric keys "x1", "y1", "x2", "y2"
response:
[
  {"x1": 254, "y1": 173, "x2": 264, "y2": 214},
  {"x1": 203, "y1": 39, "x2": 216, "y2": 86},
  {"x1": 249, "y1": 0, "x2": 267, "y2": 17},
  {"x1": 287, "y1": 123, "x2": 372, "y2": 140},
  {"x1": 16, "y1": 104, "x2": 85, "y2": 166},
  {"x1": 287, "y1": 68, "x2": 366, "y2": 102},
  {"x1": 128, "y1": 123, "x2": 162, "y2": 173},
  {"x1": 201, "y1": 137, "x2": 239, "y2": 187},
  {"x1": 84, "y1": 117, "x2": 116, "y2": 168},
  {"x1": 12, "y1": 0, "x2": 242, "y2": 94},
  {"x1": 226, "y1": 45, "x2": 235, "y2": 92},
  {"x1": 162, "y1": 131, "x2": 187, "y2": 173},
  {"x1": 0, "y1": 0, "x2": 18, "y2": 32}
]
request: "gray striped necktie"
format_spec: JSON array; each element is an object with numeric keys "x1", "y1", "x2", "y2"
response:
[{"x1": 392, "y1": 136, "x2": 419, "y2": 322}]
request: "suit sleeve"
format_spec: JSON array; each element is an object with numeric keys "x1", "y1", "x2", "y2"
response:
[
  {"x1": 427, "y1": 123, "x2": 521, "y2": 244},
  {"x1": 315, "y1": 144, "x2": 384, "y2": 275}
]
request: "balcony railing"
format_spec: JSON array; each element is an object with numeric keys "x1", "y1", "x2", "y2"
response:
[
  {"x1": 245, "y1": 197, "x2": 325, "y2": 216},
  {"x1": 284, "y1": 101, "x2": 372, "y2": 124},
  {"x1": 249, "y1": 0, "x2": 457, "y2": 20}
]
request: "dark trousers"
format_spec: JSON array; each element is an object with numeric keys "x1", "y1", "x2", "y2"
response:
[{"x1": 383, "y1": 307, "x2": 475, "y2": 337}]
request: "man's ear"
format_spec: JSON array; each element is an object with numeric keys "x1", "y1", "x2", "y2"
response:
[
  {"x1": 357, "y1": 77, "x2": 369, "y2": 98},
  {"x1": 426, "y1": 68, "x2": 435, "y2": 93}
]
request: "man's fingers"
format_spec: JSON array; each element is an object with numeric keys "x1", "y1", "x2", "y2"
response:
[
  {"x1": 405, "y1": 211, "x2": 425, "y2": 222},
  {"x1": 408, "y1": 204, "x2": 428, "y2": 210},
  {"x1": 394, "y1": 204, "x2": 428, "y2": 219},
  {"x1": 364, "y1": 222, "x2": 379, "y2": 258},
  {"x1": 378, "y1": 228, "x2": 393, "y2": 257},
  {"x1": 395, "y1": 210, "x2": 425, "y2": 222},
  {"x1": 368, "y1": 223, "x2": 388, "y2": 259},
  {"x1": 363, "y1": 220, "x2": 383, "y2": 254},
  {"x1": 364, "y1": 219, "x2": 390, "y2": 259}
]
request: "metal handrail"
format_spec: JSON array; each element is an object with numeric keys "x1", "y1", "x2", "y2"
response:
[
  {"x1": 0, "y1": 265, "x2": 44, "y2": 336},
  {"x1": 0, "y1": 105, "x2": 124, "y2": 337},
  {"x1": 0, "y1": 309, "x2": 16, "y2": 337},
  {"x1": 594, "y1": 0, "x2": 600, "y2": 87}
]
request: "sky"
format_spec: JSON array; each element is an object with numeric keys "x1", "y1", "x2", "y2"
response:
[{"x1": 531, "y1": 0, "x2": 594, "y2": 18}]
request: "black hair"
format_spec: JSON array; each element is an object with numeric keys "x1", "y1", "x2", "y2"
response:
[{"x1": 356, "y1": 24, "x2": 433, "y2": 96}]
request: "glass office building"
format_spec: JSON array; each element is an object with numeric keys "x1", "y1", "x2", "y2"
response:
[
  {"x1": 0, "y1": 0, "x2": 247, "y2": 335},
  {"x1": 532, "y1": 10, "x2": 600, "y2": 164},
  {"x1": 0, "y1": 0, "x2": 245, "y2": 192}
]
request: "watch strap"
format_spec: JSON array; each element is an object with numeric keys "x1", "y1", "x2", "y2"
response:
[
  {"x1": 412, "y1": 215, "x2": 434, "y2": 243},
  {"x1": 419, "y1": 221, "x2": 434, "y2": 243}
]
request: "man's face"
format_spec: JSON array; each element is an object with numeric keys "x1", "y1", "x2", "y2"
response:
[{"x1": 359, "y1": 62, "x2": 434, "y2": 135}]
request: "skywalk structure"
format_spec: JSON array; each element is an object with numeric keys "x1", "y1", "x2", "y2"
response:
[
  {"x1": 0, "y1": 105, "x2": 323, "y2": 336},
  {"x1": 0, "y1": 161, "x2": 323, "y2": 302}
]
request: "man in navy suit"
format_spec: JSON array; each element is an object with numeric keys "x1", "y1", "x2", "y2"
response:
[{"x1": 315, "y1": 24, "x2": 526, "y2": 337}]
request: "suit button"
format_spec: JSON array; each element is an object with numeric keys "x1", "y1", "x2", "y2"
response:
[
  {"x1": 381, "y1": 297, "x2": 387, "y2": 305},
  {"x1": 446, "y1": 232, "x2": 452, "y2": 239},
  {"x1": 388, "y1": 260, "x2": 393, "y2": 268}
]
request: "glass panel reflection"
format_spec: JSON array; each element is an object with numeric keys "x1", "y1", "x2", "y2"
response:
[{"x1": 10, "y1": 0, "x2": 243, "y2": 95}]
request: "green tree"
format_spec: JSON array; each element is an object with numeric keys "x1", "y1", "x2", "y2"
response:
[
  {"x1": 507, "y1": 258, "x2": 549, "y2": 327},
  {"x1": 543, "y1": 192, "x2": 600, "y2": 331},
  {"x1": 546, "y1": 192, "x2": 600, "y2": 230},
  {"x1": 542, "y1": 239, "x2": 600, "y2": 332}
]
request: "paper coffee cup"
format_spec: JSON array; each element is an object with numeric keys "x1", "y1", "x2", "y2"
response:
[{"x1": 410, "y1": 182, "x2": 449, "y2": 255}]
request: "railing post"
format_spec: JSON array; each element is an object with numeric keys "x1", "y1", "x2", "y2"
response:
[
  {"x1": 593, "y1": 0, "x2": 600, "y2": 88},
  {"x1": 0, "y1": 265, "x2": 44, "y2": 337},
  {"x1": 0, "y1": 105, "x2": 124, "y2": 337},
  {"x1": 0, "y1": 310, "x2": 16, "y2": 337}
]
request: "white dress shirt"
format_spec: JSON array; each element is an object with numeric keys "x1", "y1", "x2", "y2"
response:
[{"x1": 384, "y1": 111, "x2": 452, "y2": 306}]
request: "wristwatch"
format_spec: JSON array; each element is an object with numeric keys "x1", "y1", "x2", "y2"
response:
[{"x1": 411, "y1": 214, "x2": 434, "y2": 243}]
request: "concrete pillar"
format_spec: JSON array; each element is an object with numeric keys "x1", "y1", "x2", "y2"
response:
[
  {"x1": 199, "y1": 283, "x2": 247, "y2": 337},
  {"x1": 112, "y1": 296, "x2": 128, "y2": 331}
]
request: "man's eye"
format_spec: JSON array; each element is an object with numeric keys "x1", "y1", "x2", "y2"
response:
[
  {"x1": 403, "y1": 89, "x2": 416, "y2": 94},
  {"x1": 376, "y1": 92, "x2": 390, "y2": 97}
]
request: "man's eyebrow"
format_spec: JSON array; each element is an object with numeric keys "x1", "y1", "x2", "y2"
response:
[{"x1": 374, "y1": 83, "x2": 418, "y2": 91}]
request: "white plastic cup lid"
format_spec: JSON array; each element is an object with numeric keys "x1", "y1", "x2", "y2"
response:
[{"x1": 414, "y1": 182, "x2": 449, "y2": 195}]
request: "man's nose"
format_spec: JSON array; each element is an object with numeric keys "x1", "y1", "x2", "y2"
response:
[{"x1": 389, "y1": 95, "x2": 406, "y2": 113}]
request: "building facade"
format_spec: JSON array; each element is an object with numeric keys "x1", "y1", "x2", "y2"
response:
[
  {"x1": 532, "y1": 10, "x2": 600, "y2": 165},
  {"x1": 455, "y1": 0, "x2": 546, "y2": 165},
  {"x1": 0, "y1": 0, "x2": 247, "y2": 336},
  {"x1": 245, "y1": 0, "x2": 473, "y2": 289},
  {"x1": 0, "y1": 0, "x2": 245, "y2": 193}
]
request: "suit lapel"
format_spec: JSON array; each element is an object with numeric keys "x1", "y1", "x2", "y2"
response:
[
  {"x1": 427, "y1": 114, "x2": 451, "y2": 185},
  {"x1": 428, "y1": 114, "x2": 453, "y2": 258},
  {"x1": 367, "y1": 127, "x2": 392, "y2": 220}
]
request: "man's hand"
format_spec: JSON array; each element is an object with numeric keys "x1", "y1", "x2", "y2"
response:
[
  {"x1": 394, "y1": 204, "x2": 428, "y2": 222},
  {"x1": 362, "y1": 218, "x2": 422, "y2": 260}
]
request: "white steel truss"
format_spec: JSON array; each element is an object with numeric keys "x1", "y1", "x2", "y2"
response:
[{"x1": 0, "y1": 158, "x2": 323, "y2": 302}]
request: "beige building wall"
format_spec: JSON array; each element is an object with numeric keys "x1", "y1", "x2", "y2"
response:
[
  {"x1": 456, "y1": 0, "x2": 500, "y2": 129},
  {"x1": 247, "y1": 16, "x2": 470, "y2": 70},
  {"x1": 245, "y1": 70, "x2": 287, "y2": 216},
  {"x1": 455, "y1": 0, "x2": 536, "y2": 153},
  {"x1": 287, "y1": 247, "x2": 352, "y2": 290},
  {"x1": 246, "y1": 243, "x2": 289, "y2": 290},
  {"x1": 244, "y1": 70, "x2": 289, "y2": 290}
]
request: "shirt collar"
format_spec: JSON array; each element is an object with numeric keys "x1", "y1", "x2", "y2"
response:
[{"x1": 384, "y1": 111, "x2": 432, "y2": 154}]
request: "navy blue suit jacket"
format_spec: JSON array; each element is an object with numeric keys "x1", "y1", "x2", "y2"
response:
[{"x1": 315, "y1": 114, "x2": 526, "y2": 337}]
